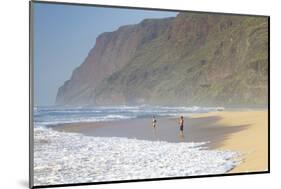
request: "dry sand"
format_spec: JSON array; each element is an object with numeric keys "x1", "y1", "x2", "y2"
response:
[
  {"x1": 190, "y1": 110, "x2": 268, "y2": 173},
  {"x1": 51, "y1": 110, "x2": 268, "y2": 174}
]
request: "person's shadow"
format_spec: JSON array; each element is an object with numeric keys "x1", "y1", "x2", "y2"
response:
[
  {"x1": 152, "y1": 127, "x2": 160, "y2": 141},
  {"x1": 179, "y1": 134, "x2": 185, "y2": 142}
]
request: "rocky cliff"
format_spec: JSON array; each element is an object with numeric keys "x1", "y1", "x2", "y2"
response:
[{"x1": 56, "y1": 13, "x2": 268, "y2": 107}]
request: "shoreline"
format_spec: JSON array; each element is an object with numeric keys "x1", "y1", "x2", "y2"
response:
[
  {"x1": 50, "y1": 116, "x2": 246, "y2": 149},
  {"x1": 50, "y1": 110, "x2": 268, "y2": 174}
]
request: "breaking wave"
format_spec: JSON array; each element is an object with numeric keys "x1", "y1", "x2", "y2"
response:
[{"x1": 34, "y1": 127, "x2": 239, "y2": 186}]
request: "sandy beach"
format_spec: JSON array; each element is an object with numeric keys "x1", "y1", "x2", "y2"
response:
[
  {"x1": 191, "y1": 110, "x2": 268, "y2": 173},
  {"x1": 51, "y1": 110, "x2": 268, "y2": 174}
]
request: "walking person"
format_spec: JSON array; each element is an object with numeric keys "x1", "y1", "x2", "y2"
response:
[
  {"x1": 179, "y1": 115, "x2": 184, "y2": 137},
  {"x1": 152, "y1": 116, "x2": 157, "y2": 128},
  {"x1": 152, "y1": 116, "x2": 159, "y2": 140}
]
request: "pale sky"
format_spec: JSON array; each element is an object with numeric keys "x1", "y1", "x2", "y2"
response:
[{"x1": 33, "y1": 2, "x2": 177, "y2": 106}]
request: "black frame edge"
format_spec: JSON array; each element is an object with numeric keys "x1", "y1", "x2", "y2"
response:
[
  {"x1": 267, "y1": 16, "x2": 270, "y2": 173},
  {"x1": 31, "y1": 0, "x2": 269, "y2": 18},
  {"x1": 29, "y1": 0, "x2": 271, "y2": 188},
  {"x1": 29, "y1": 1, "x2": 34, "y2": 188},
  {"x1": 32, "y1": 171, "x2": 269, "y2": 189}
]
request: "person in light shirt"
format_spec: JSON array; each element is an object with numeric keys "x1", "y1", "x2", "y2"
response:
[
  {"x1": 152, "y1": 116, "x2": 157, "y2": 128},
  {"x1": 179, "y1": 115, "x2": 184, "y2": 137}
]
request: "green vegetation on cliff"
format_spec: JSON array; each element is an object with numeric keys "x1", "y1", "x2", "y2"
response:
[{"x1": 56, "y1": 13, "x2": 268, "y2": 107}]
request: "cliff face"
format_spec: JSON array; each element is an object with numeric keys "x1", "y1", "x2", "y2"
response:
[
  {"x1": 56, "y1": 17, "x2": 173, "y2": 105},
  {"x1": 56, "y1": 13, "x2": 268, "y2": 107}
]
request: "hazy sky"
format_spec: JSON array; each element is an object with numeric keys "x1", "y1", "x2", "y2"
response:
[{"x1": 33, "y1": 2, "x2": 177, "y2": 106}]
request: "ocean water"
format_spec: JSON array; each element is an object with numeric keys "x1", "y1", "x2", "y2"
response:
[
  {"x1": 33, "y1": 106, "x2": 239, "y2": 186},
  {"x1": 34, "y1": 105, "x2": 223, "y2": 127}
]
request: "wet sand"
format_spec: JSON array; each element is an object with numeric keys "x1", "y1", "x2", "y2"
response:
[
  {"x1": 50, "y1": 110, "x2": 268, "y2": 173},
  {"x1": 51, "y1": 113, "x2": 248, "y2": 149}
]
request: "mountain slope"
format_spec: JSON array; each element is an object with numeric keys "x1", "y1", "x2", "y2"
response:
[{"x1": 56, "y1": 13, "x2": 268, "y2": 107}]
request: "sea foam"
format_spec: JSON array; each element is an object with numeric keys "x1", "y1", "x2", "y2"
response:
[{"x1": 34, "y1": 127, "x2": 240, "y2": 186}]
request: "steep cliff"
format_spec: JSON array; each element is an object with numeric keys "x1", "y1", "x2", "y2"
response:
[{"x1": 56, "y1": 13, "x2": 268, "y2": 106}]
